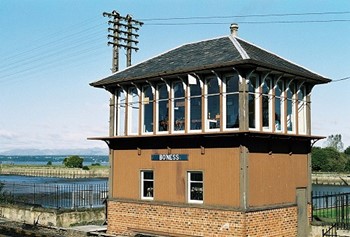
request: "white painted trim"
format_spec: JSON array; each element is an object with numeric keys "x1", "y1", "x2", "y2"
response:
[{"x1": 229, "y1": 36, "x2": 250, "y2": 60}]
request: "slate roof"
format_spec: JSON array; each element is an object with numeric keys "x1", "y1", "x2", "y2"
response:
[{"x1": 91, "y1": 35, "x2": 331, "y2": 88}]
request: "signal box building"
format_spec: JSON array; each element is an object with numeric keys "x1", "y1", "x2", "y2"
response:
[{"x1": 90, "y1": 25, "x2": 330, "y2": 236}]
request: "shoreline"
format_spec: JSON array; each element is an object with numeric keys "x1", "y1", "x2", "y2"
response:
[{"x1": 0, "y1": 164, "x2": 109, "y2": 179}]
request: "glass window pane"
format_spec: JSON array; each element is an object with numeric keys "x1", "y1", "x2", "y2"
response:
[
  {"x1": 158, "y1": 84, "x2": 168, "y2": 132},
  {"x1": 190, "y1": 79, "x2": 202, "y2": 130},
  {"x1": 227, "y1": 75, "x2": 239, "y2": 93},
  {"x1": 188, "y1": 171, "x2": 203, "y2": 203},
  {"x1": 262, "y1": 78, "x2": 271, "y2": 128},
  {"x1": 142, "y1": 171, "x2": 154, "y2": 200},
  {"x1": 190, "y1": 172, "x2": 203, "y2": 181},
  {"x1": 226, "y1": 94, "x2": 239, "y2": 128},
  {"x1": 173, "y1": 81, "x2": 185, "y2": 131},
  {"x1": 143, "y1": 171, "x2": 153, "y2": 179},
  {"x1": 298, "y1": 85, "x2": 306, "y2": 134},
  {"x1": 208, "y1": 95, "x2": 220, "y2": 129},
  {"x1": 226, "y1": 75, "x2": 239, "y2": 129},
  {"x1": 275, "y1": 80, "x2": 283, "y2": 131},
  {"x1": 143, "y1": 85, "x2": 153, "y2": 133},
  {"x1": 190, "y1": 182, "x2": 203, "y2": 201},
  {"x1": 248, "y1": 77, "x2": 258, "y2": 129},
  {"x1": 128, "y1": 87, "x2": 139, "y2": 134},
  {"x1": 287, "y1": 82, "x2": 295, "y2": 132},
  {"x1": 117, "y1": 89, "x2": 126, "y2": 136},
  {"x1": 207, "y1": 77, "x2": 220, "y2": 130}
]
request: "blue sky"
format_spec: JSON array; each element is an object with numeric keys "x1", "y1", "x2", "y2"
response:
[{"x1": 0, "y1": 0, "x2": 350, "y2": 152}]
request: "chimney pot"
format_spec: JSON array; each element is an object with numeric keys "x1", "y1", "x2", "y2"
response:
[{"x1": 230, "y1": 23, "x2": 239, "y2": 37}]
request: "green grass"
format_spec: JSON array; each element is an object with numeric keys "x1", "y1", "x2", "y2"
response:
[{"x1": 313, "y1": 207, "x2": 350, "y2": 223}]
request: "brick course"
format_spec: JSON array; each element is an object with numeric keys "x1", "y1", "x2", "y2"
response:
[{"x1": 107, "y1": 200, "x2": 298, "y2": 237}]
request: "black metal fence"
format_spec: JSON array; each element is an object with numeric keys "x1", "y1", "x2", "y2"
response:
[
  {"x1": 0, "y1": 181, "x2": 108, "y2": 209},
  {"x1": 312, "y1": 192, "x2": 350, "y2": 236}
]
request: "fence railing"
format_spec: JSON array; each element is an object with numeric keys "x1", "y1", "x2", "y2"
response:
[
  {"x1": 312, "y1": 191, "x2": 350, "y2": 236},
  {"x1": 0, "y1": 181, "x2": 108, "y2": 209}
]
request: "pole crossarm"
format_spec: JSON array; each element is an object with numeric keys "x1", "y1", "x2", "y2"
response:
[{"x1": 103, "y1": 10, "x2": 143, "y2": 71}]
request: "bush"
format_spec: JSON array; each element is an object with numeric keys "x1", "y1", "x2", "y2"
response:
[
  {"x1": 47, "y1": 161, "x2": 52, "y2": 166},
  {"x1": 91, "y1": 163, "x2": 101, "y2": 166},
  {"x1": 82, "y1": 166, "x2": 90, "y2": 170},
  {"x1": 63, "y1": 155, "x2": 84, "y2": 168}
]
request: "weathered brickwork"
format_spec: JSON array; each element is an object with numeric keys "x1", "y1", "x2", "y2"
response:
[
  {"x1": 246, "y1": 207, "x2": 298, "y2": 237},
  {"x1": 107, "y1": 200, "x2": 298, "y2": 237}
]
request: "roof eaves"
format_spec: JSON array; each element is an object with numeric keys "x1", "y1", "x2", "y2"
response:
[
  {"x1": 91, "y1": 60, "x2": 248, "y2": 88},
  {"x1": 244, "y1": 59, "x2": 331, "y2": 83}
]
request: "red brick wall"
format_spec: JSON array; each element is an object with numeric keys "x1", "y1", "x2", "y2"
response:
[
  {"x1": 107, "y1": 200, "x2": 298, "y2": 236},
  {"x1": 246, "y1": 207, "x2": 298, "y2": 237}
]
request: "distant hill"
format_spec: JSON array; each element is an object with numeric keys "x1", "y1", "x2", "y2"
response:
[{"x1": 0, "y1": 147, "x2": 108, "y2": 156}]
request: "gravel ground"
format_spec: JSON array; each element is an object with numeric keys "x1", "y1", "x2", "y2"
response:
[{"x1": 0, "y1": 220, "x2": 89, "y2": 237}]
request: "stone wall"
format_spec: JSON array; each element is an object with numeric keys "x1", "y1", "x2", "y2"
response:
[
  {"x1": 107, "y1": 200, "x2": 298, "y2": 237},
  {"x1": 0, "y1": 204, "x2": 105, "y2": 227}
]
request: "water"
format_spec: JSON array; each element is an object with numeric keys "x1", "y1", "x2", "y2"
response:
[
  {"x1": 0, "y1": 175, "x2": 108, "y2": 209},
  {"x1": 312, "y1": 184, "x2": 350, "y2": 194},
  {"x1": 0, "y1": 155, "x2": 108, "y2": 166},
  {"x1": 0, "y1": 175, "x2": 107, "y2": 185}
]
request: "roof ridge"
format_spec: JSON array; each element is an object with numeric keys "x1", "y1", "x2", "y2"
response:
[
  {"x1": 229, "y1": 36, "x2": 250, "y2": 60},
  {"x1": 236, "y1": 37, "x2": 329, "y2": 79}
]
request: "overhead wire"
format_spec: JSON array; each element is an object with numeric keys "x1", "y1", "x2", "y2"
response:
[
  {"x1": 140, "y1": 11, "x2": 350, "y2": 21},
  {"x1": 0, "y1": 28, "x2": 106, "y2": 74},
  {"x1": 332, "y1": 76, "x2": 350, "y2": 83},
  {"x1": 1, "y1": 10, "x2": 350, "y2": 86}
]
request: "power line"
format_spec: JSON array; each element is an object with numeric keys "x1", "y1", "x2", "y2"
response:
[
  {"x1": 140, "y1": 11, "x2": 350, "y2": 21},
  {"x1": 332, "y1": 76, "x2": 350, "y2": 83},
  {"x1": 144, "y1": 19, "x2": 350, "y2": 26}
]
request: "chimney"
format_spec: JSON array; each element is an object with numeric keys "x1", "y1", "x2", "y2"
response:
[{"x1": 230, "y1": 23, "x2": 239, "y2": 37}]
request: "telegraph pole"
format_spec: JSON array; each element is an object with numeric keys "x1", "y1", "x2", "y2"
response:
[
  {"x1": 103, "y1": 11, "x2": 143, "y2": 72},
  {"x1": 102, "y1": 12, "x2": 143, "y2": 212}
]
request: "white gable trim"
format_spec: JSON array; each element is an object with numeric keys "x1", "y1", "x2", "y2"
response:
[{"x1": 229, "y1": 36, "x2": 250, "y2": 60}]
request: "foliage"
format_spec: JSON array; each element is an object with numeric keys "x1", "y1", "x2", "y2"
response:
[
  {"x1": 82, "y1": 166, "x2": 90, "y2": 170},
  {"x1": 46, "y1": 161, "x2": 52, "y2": 166},
  {"x1": 63, "y1": 155, "x2": 84, "y2": 168},
  {"x1": 91, "y1": 163, "x2": 101, "y2": 166},
  {"x1": 312, "y1": 146, "x2": 348, "y2": 172},
  {"x1": 324, "y1": 134, "x2": 344, "y2": 152},
  {"x1": 344, "y1": 146, "x2": 350, "y2": 156}
]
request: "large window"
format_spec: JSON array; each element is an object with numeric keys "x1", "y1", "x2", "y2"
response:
[
  {"x1": 128, "y1": 87, "x2": 139, "y2": 135},
  {"x1": 225, "y1": 75, "x2": 239, "y2": 129},
  {"x1": 287, "y1": 82, "x2": 296, "y2": 132},
  {"x1": 262, "y1": 77, "x2": 272, "y2": 130},
  {"x1": 142, "y1": 85, "x2": 153, "y2": 134},
  {"x1": 141, "y1": 170, "x2": 154, "y2": 200},
  {"x1": 157, "y1": 83, "x2": 169, "y2": 132},
  {"x1": 298, "y1": 84, "x2": 307, "y2": 134},
  {"x1": 189, "y1": 77, "x2": 202, "y2": 131},
  {"x1": 274, "y1": 80, "x2": 284, "y2": 132},
  {"x1": 188, "y1": 171, "x2": 203, "y2": 204},
  {"x1": 248, "y1": 75, "x2": 259, "y2": 129},
  {"x1": 173, "y1": 81, "x2": 185, "y2": 132},
  {"x1": 206, "y1": 77, "x2": 220, "y2": 130},
  {"x1": 116, "y1": 89, "x2": 126, "y2": 136}
]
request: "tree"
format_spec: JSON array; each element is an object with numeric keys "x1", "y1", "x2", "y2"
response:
[
  {"x1": 63, "y1": 155, "x2": 84, "y2": 168},
  {"x1": 344, "y1": 146, "x2": 350, "y2": 156},
  {"x1": 324, "y1": 134, "x2": 344, "y2": 152},
  {"x1": 311, "y1": 147, "x2": 346, "y2": 172}
]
